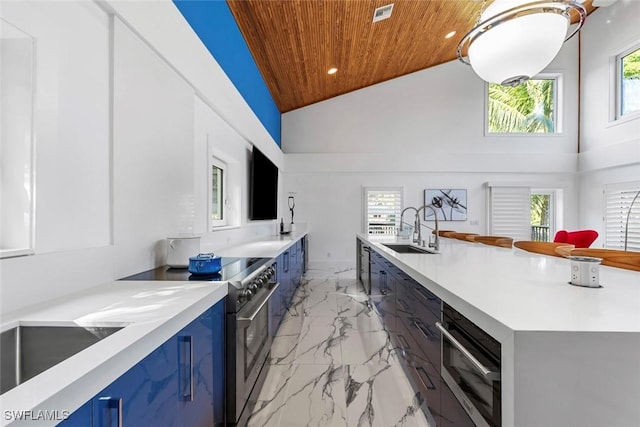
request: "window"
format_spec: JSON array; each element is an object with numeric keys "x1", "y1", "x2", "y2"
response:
[
  {"x1": 617, "y1": 45, "x2": 640, "y2": 119},
  {"x1": 488, "y1": 184, "x2": 562, "y2": 242},
  {"x1": 210, "y1": 156, "x2": 227, "y2": 228},
  {"x1": 530, "y1": 191, "x2": 555, "y2": 242},
  {"x1": 487, "y1": 75, "x2": 560, "y2": 134},
  {"x1": 364, "y1": 187, "x2": 402, "y2": 235},
  {"x1": 604, "y1": 182, "x2": 640, "y2": 251}
]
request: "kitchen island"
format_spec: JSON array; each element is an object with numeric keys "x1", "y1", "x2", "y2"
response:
[{"x1": 358, "y1": 233, "x2": 640, "y2": 427}]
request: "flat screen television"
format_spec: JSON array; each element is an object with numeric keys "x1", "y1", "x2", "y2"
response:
[{"x1": 249, "y1": 146, "x2": 278, "y2": 220}]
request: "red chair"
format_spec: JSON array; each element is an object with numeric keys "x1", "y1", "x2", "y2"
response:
[{"x1": 553, "y1": 229, "x2": 598, "y2": 248}]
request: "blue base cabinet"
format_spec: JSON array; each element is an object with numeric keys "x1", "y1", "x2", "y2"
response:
[
  {"x1": 58, "y1": 300, "x2": 224, "y2": 427},
  {"x1": 367, "y1": 246, "x2": 473, "y2": 427},
  {"x1": 92, "y1": 335, "x2": 178, "y2": 426},
  {"x1": 270, "y1": 237, "x2": 306, "y2": 336}
]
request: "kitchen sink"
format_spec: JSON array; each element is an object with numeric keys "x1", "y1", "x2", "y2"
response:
[
  {"x1": 1, "y1": 324, "x2": 123, "y2": 394},
  {"x1": 381, "y1": 244, "x2": 437, "y2": 254}
]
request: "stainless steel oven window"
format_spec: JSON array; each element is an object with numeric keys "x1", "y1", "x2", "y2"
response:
[
  {"x1": 443, "y1": 334, "x2": 497, "y2": 417},
  {"x1": 243, "y1": 303, "x2": 269, "y2": 379}
]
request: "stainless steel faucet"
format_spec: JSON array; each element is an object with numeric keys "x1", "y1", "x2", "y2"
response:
[
  {"x1": 399, "y1": 207, "x2": 420, "y2": 243},
  {"x1": 416, "y1": 204, "x2": 440, "y2": 251}
]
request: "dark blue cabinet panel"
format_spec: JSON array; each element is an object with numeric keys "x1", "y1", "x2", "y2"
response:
[
  {"x1": 210, "y1": 301, "x2": 225, "y2": 427},
  {"x1": 57, "y1": 400, "x2": 92, "y2": 426},
  {"x1": 88, "y1": 300, "x2": 225, "y2": 427},
  {"x1": 177, "y1": 307, "x2": 215, "y2": 427},
  {"x1": 369, "y1": 247, "x2": 447, "y2": 426},
  {"x1": 439, "y1": 380, "x2": 474, "y2": 427},
  {"x1": 93, "y1": 335, "x2": 178, "y2": 426}
]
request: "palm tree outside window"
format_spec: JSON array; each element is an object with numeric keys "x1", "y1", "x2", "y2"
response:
[{"x1": 487, "y1": 75, "x2": 561, "y2": 134}]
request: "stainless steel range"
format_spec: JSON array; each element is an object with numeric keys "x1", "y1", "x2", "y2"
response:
[
  {"x1": 224, "y1": 258, "x2": 278, "y2": 426},
  {"x1": 121, "y1": 256, "x2": 278, "y2": 426}
]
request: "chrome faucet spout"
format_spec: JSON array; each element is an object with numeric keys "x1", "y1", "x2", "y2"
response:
[
  {"x1": 399, "y1": 207, "x2": 420, "y2": 242},
  {"x1": 416, "y1": 204, "x2": 440, "y2": 251}
]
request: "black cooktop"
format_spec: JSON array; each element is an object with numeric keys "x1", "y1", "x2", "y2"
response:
[{"x1": 120, "y1": 257, "x2": 270, "y2": 282}]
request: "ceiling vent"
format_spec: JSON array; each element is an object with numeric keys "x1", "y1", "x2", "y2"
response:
[{"x1": 372, "y1": 4, "x2": 394, "y2": 23}]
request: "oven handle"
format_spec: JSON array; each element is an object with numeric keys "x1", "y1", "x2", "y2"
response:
[
  {"x1": 435, "y1": 321, "x2": 501, "y2": 381},
  {"x1": 238, "y1": 282, "x2": 280, "y2": 328}
]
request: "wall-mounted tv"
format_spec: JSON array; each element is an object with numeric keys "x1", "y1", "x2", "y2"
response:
[{"x1": 249, "y1": 146, "x2": 278, "y2": 220}]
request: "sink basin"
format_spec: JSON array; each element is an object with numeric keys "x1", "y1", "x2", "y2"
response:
[
  {"x1": 381, "y1": 244, "x2": 437, "y2": 254},
  {"x1": 1, "y1": 325, "x2": 123, "y2": 394}
]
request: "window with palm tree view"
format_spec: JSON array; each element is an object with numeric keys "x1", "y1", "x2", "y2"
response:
[
  {"x1": 488, "y1": 77, "x2": 558, "y2": 133},
  {"x1": 619, "y1": 45, "x2": 640, "y2": 118}
]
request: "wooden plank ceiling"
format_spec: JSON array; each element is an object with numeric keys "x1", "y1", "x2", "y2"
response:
[{"x1": 227, "y1": 0, "x2": 596, "y2": 113}]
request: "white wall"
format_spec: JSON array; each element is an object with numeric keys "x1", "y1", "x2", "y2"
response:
[
  {"x1": 578, "y1": 0, "x2": 640, "y2": 247},
  {"x1": 0, "y1": 1, "x2": 280, "y2": 314},
  {"x1": 579, "y1": 0, "x2": 640, "y2": 170},
  {"x1": 0, "y1": 0, "x2": 113, "y2": 314},
  {"x1": 282, "y1": 39, "x2": 580, "y2": 268}
]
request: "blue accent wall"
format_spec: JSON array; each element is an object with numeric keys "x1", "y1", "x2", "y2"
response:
[{"x1": 173, "y1": 0, "x2": 281, "y2": 146}]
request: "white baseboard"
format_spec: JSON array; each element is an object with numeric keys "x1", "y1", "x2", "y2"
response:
[{"x1": 307, "y1": 260, "x2": 354, "y2": 271}]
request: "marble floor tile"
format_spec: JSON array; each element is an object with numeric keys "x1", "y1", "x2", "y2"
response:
[
  {"x1": 246, "y1": 365, "x2": 296, "y2": 427},
  {"x1": 336, "y1": 293, "x2": 373, "y2": 318},
  {"x1": 294, "y1": 316, "x2": 345, "y2": 365},
  {"x1": 269, "y1": 335, "x2": 300, "y2": 365},
  {"x1": 277, "y1": 364, "x2": 348, "y2": 427},
  {"x1": 341, "y1": 330, "x2": 397, "y2": 366},
  {"x1": 345, "y1": 364, "x2": 431, "y2": 427},
  {"x1": 339, "y1": 311, "x2": 386, "y2": 334},
  {"x1": 247, "y1": 268, "x2": 433, "y2": 427},
  {"x1": 276, "y1": 313, "x2": 304, "y2": 338}
]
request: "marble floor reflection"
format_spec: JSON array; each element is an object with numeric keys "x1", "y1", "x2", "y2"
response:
[{"x1": 246, "y1": 268, "x2": 432, "y2": 427}]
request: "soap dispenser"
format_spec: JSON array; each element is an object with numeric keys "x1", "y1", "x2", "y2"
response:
[{"x1": 280, "y1": 218, "x2": 284, "y2": 234}]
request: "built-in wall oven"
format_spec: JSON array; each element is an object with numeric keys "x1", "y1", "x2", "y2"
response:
[{"x1": 437, "y1": 302, "x2": 502, "y2": 427}]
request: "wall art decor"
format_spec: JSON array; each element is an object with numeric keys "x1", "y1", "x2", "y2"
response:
[{"x1": 424, "y1": 189, "x2": 467, "y2": 221}]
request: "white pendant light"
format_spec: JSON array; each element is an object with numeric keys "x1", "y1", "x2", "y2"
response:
[{"x1": 457, "y1": 0, "x2": 587, "y2": 86}]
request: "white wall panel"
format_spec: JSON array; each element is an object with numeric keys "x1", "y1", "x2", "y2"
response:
[
  {"x1": 1, "y1": 0, "x2": 111, "y2": 252},
  {"x1": 0, "y1": 1, "x2": 113, "y2": 314},
  {"x1": 580, "y1": 0, "x2": 640, "y2": 168},
  {"x1": 112, "y1": 18, "x2": 195, "y2": 279}
]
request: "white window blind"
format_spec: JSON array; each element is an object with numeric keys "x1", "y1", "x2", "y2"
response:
[
  {"x1": 604, "y1": 182, "x2": 640, "y2": 251},
  {"x1": 488, "y1": 185, "x2": 531, "y2": 242},
  {"x1": 364, "y1": 187, "x2": 402, "y2": 235}
]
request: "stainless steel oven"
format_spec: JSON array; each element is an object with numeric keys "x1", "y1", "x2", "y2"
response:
[
  {"x1": 437, "y1": 303, "x2": 501, "y2": 427},
  {"x1": 225, "y1": 260, "x2": 278, "y2": 426}
]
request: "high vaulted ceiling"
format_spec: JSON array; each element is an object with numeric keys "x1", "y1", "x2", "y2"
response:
[{"x1": 226, "y1": 0, "x2": 597, "y2": 113}]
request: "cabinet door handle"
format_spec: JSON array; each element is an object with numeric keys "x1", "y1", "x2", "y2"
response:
[
  {"x1": 97, "y1": 397, "x2": 122, "y2": 427},
  {"x1": 412, "y1": 320, "x2": 434, "y2": 341},
  {"x1": 179, "y1": 335, "x2": 194, "y2": 401},
  {"x1": 396, "y1": 334, "x2": 410, "y2": 360},
  {"x1": 397, "y1": 298, "x2": 410, "y2": 310},
  {"x1": 415, "y1": 366, "x2": 437, "y2": 390}
]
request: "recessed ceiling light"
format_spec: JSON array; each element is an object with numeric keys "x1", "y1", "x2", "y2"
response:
[
  {"x1": 445, "y1": 31, "x2": 456, "y2": 39},
  {"x1": 327, "y1": 68, "x2": 338, "y2": 75}
]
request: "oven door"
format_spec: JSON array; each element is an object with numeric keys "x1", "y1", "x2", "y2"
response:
[
  {"x1": 233, "y1": 283, "x2": 280, "y2": 422},
  {"x1": 436, "y1": 321, "x2": 501, "y2": 427}
]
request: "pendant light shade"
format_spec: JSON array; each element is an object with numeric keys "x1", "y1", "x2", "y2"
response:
[{"x1": 458, "y1": 0, "x2": 587, "y2": 86}]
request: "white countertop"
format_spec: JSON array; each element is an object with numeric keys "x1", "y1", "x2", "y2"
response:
[
  {"x1": 0, "y1": 279, "x2": 227, "y2": 426},
  {"x1": 358, "y1": 233, "x2": 640, "y2": 336},
  {"x1": 216, "y1": 230, "x2": 307, "y2": 258}
]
